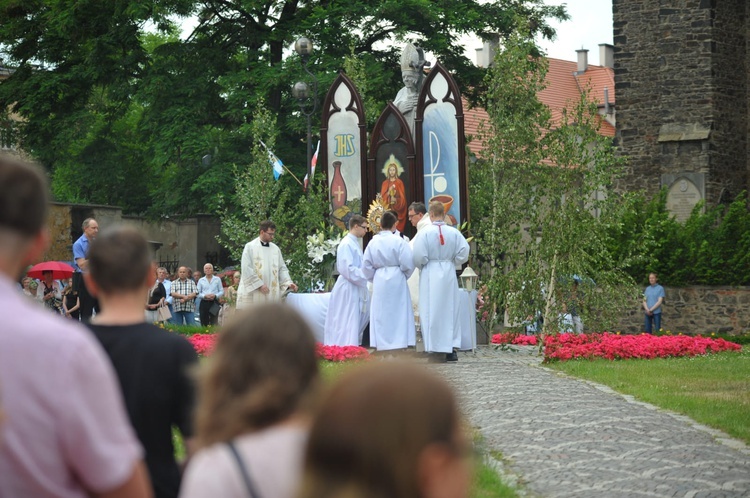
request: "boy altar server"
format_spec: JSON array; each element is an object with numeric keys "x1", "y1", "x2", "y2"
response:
[
  {"x1": 362, "y1": 211, "x2": 415, "y2": 351},
  {"x1": 324, "y1": 215, "x2": 370, "y2": 346},
  {"x1": 413, "y1": 201, "x2": 470, "y2": 362}
]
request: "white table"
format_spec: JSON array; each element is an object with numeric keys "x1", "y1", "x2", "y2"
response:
[
  {"x1": 285, "y1": 292, "x2": 331, "y2": 343},
  {"x1": 457, "y1": 289, "x2": 478, "y2": 351},
  {"x1": 287, "y1": 289, "x2": 476, "y2": 349}
]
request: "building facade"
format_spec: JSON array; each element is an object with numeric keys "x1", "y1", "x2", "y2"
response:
[{"x1": 613, "y1": 0, "x2": 749, "y2": 213}]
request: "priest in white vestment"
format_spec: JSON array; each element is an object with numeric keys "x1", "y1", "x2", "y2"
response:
[
  {"x1": 362, "y1": 211, "x2": 416, "y2": 351},
  {"x1": 406, "y1": 202, "x2": 431, "y2": 316},
  {"x1": 413, "y1": 201, "x2": 470, "y2": 361},
  {"x1": 236, "y1": 220, "x2": 298, "y2": 309},
  {"x1": 324, "y1": 215, "x2": 370, "y2": 346}
]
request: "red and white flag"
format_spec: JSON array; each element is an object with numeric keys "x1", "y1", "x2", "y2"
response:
[{"x1": 303, "y1": 140, "x2": 320, "y2": 191}]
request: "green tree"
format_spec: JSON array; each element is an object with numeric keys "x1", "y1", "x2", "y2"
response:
[
  {"x1": 470, "y1": 33, "x2": 638, "y2": 339},
  {"x1": 0, "y1": 0, "x2": 567, "y2": 216},
  {"x1": 218, "y1": 102, "x2": 329, "y2": 285}
]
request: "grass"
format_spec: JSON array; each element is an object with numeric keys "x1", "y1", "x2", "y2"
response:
[
  {"x1": 546, "y1": 347, "x2": 750, "y2": 444},
  {"x1": 471, "y1": 458, "x2": 519, "y2": 498}
]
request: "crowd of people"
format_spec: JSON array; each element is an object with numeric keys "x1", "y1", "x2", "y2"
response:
[
  {"x1": 0, "y1": 154, "x2": 474, "y2": 498},
  {"x1": 17, "y1": 252, "x2": 246, "y2": 328}
]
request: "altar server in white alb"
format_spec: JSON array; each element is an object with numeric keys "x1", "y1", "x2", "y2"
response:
[
  {"x1": 236, "y1": 220, "x2": 298, "y2": 309},
  {"x1": 413, "y1": 201, "x2": 470, "y2": 362},
  {"x1": 362, "y1": 211, "x2": 416, "y2": 351},
  {"x1": 324, "y1": 215, "x2": 370, "y2": 346}
]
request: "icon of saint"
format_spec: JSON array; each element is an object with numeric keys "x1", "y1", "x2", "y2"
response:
[{"x1": 380, "y1": 154, "x2": 407, "y2": 232}]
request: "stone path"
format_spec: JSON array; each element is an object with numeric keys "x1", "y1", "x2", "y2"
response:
[{"x1": 431, "y1": 346, "x2": 750, "y2": 498}]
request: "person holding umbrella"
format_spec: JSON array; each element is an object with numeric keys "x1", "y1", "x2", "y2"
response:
[
  {"x1": 37, "y1": 270, "x2": 62, "y2": 313},
  {"x1": 26, "y1": 261, "x2": 74, "y2": 314}
]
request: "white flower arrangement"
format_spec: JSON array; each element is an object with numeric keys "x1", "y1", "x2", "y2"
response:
[{"x1": 304, "y1": 227, "x2": 346, "y2": 292}]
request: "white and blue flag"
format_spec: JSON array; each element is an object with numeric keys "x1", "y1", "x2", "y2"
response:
[{"x1": 259, "y1": 140, "x2": 285, "y2": 180}]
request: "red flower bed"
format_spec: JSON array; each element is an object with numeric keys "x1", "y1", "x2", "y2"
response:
[
  {"x1": 491, "y1": 333, "x2": 538, "y2": 346},
  {"x1": 188, "y1": 333, "x2": 216, "y2": 356},
  {"x1": 186, "y1": 333, "x2": 370, "y2": 362},
  {"x1": 315, "y1": 343, "x2": 371, "y2": 362},
  {"x1": 543, "y1": 332, "x2": 741, "y2": 362}
]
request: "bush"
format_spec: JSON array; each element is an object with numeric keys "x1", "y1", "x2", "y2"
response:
[{"x1": 605, "y1": 191, "x2": 750, "y2": 286}]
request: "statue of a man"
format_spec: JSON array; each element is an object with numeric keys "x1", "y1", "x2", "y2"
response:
[{"x1": 394, "y1": 44, "x2": 429, "y2": 140}]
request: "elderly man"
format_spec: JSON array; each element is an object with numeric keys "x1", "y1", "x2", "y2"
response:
[
  {"x1": 413, "y1": 201, "x2": 470, "y2": 362},
  {"x1": 0, "y1": 155, "x2": 150, "y2": 497},
  {"x1": 324, "y1": 215, "x2": 370, "y2": 346},
  {"x1": 73, "y1": 217, "x2": 100, "y2": 321},
  {"x1": 197, "y1": 263, "x2": 223, "y2": 326},
  {"x1": 171, "y1": 266, "x2": 198, "y2": 326},
  {"x1": 236, "y1": 220, "x2": 298, "y2": 308}
]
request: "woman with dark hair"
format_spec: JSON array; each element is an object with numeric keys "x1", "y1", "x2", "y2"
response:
[
  {"x1": 62, "y1": 277, "x2": 80, "y2": 320},
  {"x1": 180, "y1": 303, "x2": 320, "y2": 498},
  {"x1": 298, "y1": 363, "x2": 472, "y2": 498}
]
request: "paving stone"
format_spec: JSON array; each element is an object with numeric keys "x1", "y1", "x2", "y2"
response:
[{"x1": 428, "y1": 346, "x2": 750, "y2": 497}]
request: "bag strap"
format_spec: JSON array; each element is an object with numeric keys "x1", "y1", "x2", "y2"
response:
[{"x1": 227, "y1": 440, "x2": 261, "y2": 498}]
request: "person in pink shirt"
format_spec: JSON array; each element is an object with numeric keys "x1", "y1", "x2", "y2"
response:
[{"x1": 0, "y1": 154, "x2": 151, "y2": 498}]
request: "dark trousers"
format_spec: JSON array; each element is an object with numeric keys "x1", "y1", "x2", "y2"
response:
[
  {"x1": 73, "y1": 272, "x2": 99, "y2": 322},
  {"x1": 199, "y1": 299, "x2": 219, "y2": 326}
]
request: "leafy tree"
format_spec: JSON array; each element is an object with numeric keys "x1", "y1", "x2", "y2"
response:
[
  {"x1": 218, "y1": 101, "x2": 329, "y2": 285},
  {"x1": 470, "y1": 33, "x2": 638, "y2": 339},
  {"x1": 0, "y1": 0, "x2": 567, "y2": 216}
]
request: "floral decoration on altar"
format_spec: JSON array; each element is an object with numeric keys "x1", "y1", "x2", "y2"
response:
[{"x1": 305, "y1": 224, "x2": 344, "y2": 292}]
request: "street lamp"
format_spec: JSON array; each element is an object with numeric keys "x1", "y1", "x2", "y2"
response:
[{"x1": 293, "y1": 36, "x2": 318, "y2": 193}]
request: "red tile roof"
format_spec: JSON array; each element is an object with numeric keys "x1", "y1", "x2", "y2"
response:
[{"x1": 464, "y1": 58, "x2": 615, "y2": 157}]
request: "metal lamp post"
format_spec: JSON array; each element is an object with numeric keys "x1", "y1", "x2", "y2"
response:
[{"x1": 293, "y1": 36, "x2": 318, "y2": 193}]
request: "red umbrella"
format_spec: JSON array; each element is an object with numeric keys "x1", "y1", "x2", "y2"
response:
[{"x1": 27, "y1": 261, "x2": 75, "y2": 280}]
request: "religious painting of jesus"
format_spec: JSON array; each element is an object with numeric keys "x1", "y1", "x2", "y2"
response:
[{"x1": 380, "y1": 154, "x2": 407, "y2": 232}]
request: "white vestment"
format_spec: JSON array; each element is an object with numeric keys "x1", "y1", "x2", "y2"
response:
[
  {"x1": 362, "y1": 231, "x2": 415, "y2": 351},
  {"x1": 324, "y1": 234, "x2": 370, "y2": 346},
  {"x1": 236, "y1": 237, "x2": 292, "y2": 309},
  {"x1": 407, "y1": 214, "x2": 432, "y2": 315},
  {"x1": 413, "y1": 221, "x2": 470, "y2": 353}
]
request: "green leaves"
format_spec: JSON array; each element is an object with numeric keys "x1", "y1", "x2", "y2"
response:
[{"x1": 470, "y1": 33, "x2": 636, "y2": 335}]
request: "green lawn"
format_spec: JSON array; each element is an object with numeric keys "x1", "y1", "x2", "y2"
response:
[{"x1": 546, "y1": 347, "x2": 750, "y2": 444}]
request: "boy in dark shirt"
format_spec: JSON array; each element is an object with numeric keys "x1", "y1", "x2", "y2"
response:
[{"x1": 86, "y1": 225, "x2": 198, "y2": 498}]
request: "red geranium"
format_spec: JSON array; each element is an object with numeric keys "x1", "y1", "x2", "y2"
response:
[
  {"x1": 187, "y1": 333, "x2": 370, "y2": 362},
  {"x1": 491, "y1": 333, "x2": 538, "y2": 346},
  {"x1": 543, "y1": 332, "x2": 741, "y2": 362}
]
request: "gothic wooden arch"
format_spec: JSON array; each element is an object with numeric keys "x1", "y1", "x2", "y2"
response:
[
  {"x1": 320, "y1": 71, "x2": 369, "y2": 229},
  {"x1": 414, "y1": 61, "x2": 468, "y2": 226},
  {"x1": 366, "y1": 102, "x2": 417, "y2": 239}
]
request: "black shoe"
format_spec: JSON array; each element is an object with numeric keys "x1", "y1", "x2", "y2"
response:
[{"x1": 446, "y1": 352, "x2": 458, "y2": 362}]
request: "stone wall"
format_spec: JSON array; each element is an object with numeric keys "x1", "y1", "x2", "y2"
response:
[
  {"x1": 615, "y1": 286, "x2": 750, "y2": 335},
  {"x1": 42, "y1": 202, "x2": 229, "y2": 274},
  {"x1": 613, "y1": 0, "x2": 749, "y2": 206}
]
